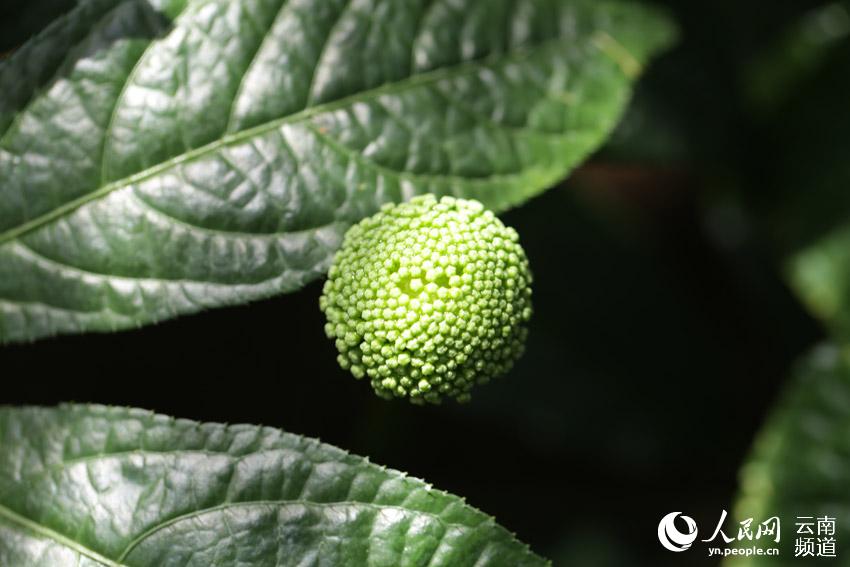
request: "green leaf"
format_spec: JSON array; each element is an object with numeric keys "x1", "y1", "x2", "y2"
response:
[
  {"x1": 726, "y1": 344, "x2": 850, "y2": 566},
  {"x1": 0, "y1": 404, "x2": 548, "y2": 566},
  {"x1": 788, "y1": 225, "x2": 850, "y2": 341},
  {"x1": 0, "y1": 0, "x2": 675, "y2": 343},
  {"x1": 760, "y1": 37, "x2": 850, "y2": 342}
]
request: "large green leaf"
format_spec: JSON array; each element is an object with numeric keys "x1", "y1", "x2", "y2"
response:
[
  {"x1": 727, "y1": 344, "x2": 850, "y2": 566},
  {"x1": 0, "y1": 0, "x2": 675, "y2": 343},
  {"x1": 0, "y1": 404, "x2": 547, "y2": 566}
]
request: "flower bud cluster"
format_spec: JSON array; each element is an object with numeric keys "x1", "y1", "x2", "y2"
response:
[{"x1": 320, "y1": 195, "x2": 533, "y2": 404}]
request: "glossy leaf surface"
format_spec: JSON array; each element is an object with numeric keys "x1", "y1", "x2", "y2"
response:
[
  {"x1": 728, "y1": 344, "x2": 850, "y2": 566},
  {"x1": 0, "y1": 0, "x2": 675, "y2": 342},
  {"x1": 0, "y1": 404, "x2": 548, "y2": 566}
]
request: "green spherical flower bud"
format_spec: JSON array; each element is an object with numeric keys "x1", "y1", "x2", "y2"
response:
[{"x1": 320, "y1": 195, "x2": 533, "y2": 404}]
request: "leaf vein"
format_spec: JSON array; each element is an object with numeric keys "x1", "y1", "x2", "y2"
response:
[
  {"x1": 0, "y1": 34, "x2": 618, "y2": 248},
  {"x1": 97, "y1": 1, "x2": 194, "y2": 185},
  {"x1": 222, "y1": 0, "x2": 293, "y2": 133},
  {"x1": 305, "y1": 122, "x2": 540, "y2": 187},
  {"x1": 303, "y1": 0, "x2": 354, "y2": 107},
  {"x1": 0, "y1": 0, "x2": 133, "y2": 146},
  {"x1": 0, "y1": 503, "x2": 124, "y2": 567},
  {"x1": 116, "y1": 500, "x2": 508, "y2": 562}
]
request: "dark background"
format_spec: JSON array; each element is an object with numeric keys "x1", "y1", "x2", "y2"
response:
[{"x1": 3, "y1": 0, "x2": 848, "y2": 564}]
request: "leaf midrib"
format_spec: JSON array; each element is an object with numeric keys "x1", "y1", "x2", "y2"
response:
[
  {"x1": 115, "y1": 500, "x2": 507, "y2": 562},
  {"x1": 0, "y1": 406, "x2": 551, "y2": 565},
  {"x1": 0, "y1": 502, "x2": 125, "y2": 567},
  {"x1": 0, "y1": 497, "x2": 529, "y2": 566},
  {"x1": 0, "y1": 31, "x2": 631, "y2": 248}
]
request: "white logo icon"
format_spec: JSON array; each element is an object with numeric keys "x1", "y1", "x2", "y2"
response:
[{"x1": 658, "y1": 512, "x2": 699, "y2": 552}]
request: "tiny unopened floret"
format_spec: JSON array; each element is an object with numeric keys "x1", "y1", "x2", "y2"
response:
[{"x1": 320, "y1": 195, "x2": 533, "y2": 404}]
